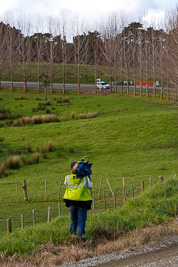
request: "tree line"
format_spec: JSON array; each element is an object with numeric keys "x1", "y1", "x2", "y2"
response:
[{"x1": 0, "y1": 9, "x2": 177, "y2": 99}]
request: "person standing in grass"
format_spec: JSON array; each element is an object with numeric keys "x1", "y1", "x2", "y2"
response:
[{"x1": 63, "y1": 161, "x2": 93, "y2": 242}]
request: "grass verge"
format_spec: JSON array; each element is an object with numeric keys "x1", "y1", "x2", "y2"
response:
[{"x1": 0, "y1": 176, "x2": 177, "y2": 259}]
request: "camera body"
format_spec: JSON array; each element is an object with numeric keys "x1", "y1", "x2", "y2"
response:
[{"x1": 76, "y1": 158, "x2": 92, "y2": 178}]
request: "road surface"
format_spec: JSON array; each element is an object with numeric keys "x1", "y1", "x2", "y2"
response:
[{"x1": 1, "y1": 81, "x2": 166, "y2": 93}]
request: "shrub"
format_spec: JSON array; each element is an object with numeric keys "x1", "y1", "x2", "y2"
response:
[
  {"x1": 0, "y1": 122, "x2": 4, "y2": 128},
  {"x1": 6, "y1": 156, "x2": 20, "y2": 169},
  {"x1": 30, "y1": 153, "x2": 40, "y2": 164},
  {"x1": 70, "y1": 112, "x2": 75, "y2": 120},
  {"x1": 0, "y1": 162, "x2": 6, "y2": 177}
]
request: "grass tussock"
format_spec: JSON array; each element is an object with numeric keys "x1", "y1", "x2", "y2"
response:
[
  {"x1": 70, "y1": 111, "x2": 75, "y2": 120},
  {"x1": 0, "y1": 108, "x2": 15, "y2": 120},
  {"x1": 36, "y1": 141, "x2": 53, "y2": 154},
  {"x1": 6, "y1": 156, "x2": 20, "y2": 169},
  {"x1": 20, "y1": 114, "x2": 58, "y2": 125},
  {"x1": 56, "y1": 96, "x2": 70, "y2": 103},
  {"x1": 15, "y1": 96, "x2": 26, "y2": 100},
  {"x1": 79, "y1": 112, "x2": 98, "y2": 119},
  {"x1": 11, "y1": 120, "x2": 23, "y2": 127},
  {"x1": 29, "y1": 153, "x2": 40, "y2": 164}
]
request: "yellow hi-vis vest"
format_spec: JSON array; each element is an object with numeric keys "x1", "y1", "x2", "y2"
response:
[{"x1": 63, "y1": 174, "x2": 92, "y2": 201}]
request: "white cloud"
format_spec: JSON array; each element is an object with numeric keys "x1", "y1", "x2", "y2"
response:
[
  {"x1": 142, "y1": 8, "x2": 166, "y2": 28},
  {"x1": 0, "y1": 0, "x2": 176, "y2": 28},
  {"x1": 0, "y1": 0, "x2": 20, "y2": 15}
]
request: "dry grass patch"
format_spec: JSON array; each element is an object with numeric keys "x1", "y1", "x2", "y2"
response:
[
  {"x1": 20, "y1": 115, "x2": 58, "y2": 125},
  {"x1": 5, "y1": 156, "x2": 20, "y2": 169},
  {"x1": 95, "y1": 220, "x2": 178, "y2": 255},
  {"x1": 79, "y1": 112, "x2": 98, "y2": 119}
]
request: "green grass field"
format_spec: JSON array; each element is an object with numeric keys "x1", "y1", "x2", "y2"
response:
[{"x1": 0, "y1": 88, "x2": 177, "y2": 244}]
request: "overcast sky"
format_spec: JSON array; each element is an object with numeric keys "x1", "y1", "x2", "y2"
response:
[{"x1": 0, "y1": 0, "x2": 177, "y2": 29}]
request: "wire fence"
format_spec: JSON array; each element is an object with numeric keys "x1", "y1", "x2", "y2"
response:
[{"x1": 0, "y1": 174, "x2": 176, "y2": 237}]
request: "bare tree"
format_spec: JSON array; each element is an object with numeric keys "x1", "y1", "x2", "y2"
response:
[
  {"x1": 0, "y1": 22, "x2": 7, "y2": 89},
  {"x1": 165, "y1": 7, "x2": 178, "y2": 101}
]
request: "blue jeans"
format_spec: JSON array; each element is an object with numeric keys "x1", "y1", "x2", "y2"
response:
[{"x1": 70, "y1": 205, "x2": 87, "y2": 237}]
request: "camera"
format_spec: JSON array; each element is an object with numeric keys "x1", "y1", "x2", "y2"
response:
[{"x1": 76, "y1": 158, "x2": 92, "y2": 178}]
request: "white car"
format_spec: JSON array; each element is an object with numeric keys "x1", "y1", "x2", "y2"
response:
[{"x1": 96, "y1": 80, "x2": 110, "y2": 90}]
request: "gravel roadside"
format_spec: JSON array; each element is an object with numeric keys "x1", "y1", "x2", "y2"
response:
[{"x1": 62, "y1": 236, "x2": 178, "y2": 267}]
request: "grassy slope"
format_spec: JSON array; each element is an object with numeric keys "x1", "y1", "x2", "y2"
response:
[
  {"x1": 0, "y1": 89, "x2": 177, "y2": 235},
  {"x1": 0, "y1": 177, "x2": 177, "y2": 256}
]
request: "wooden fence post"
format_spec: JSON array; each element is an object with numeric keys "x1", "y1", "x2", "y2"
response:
[
  {"x1": 98, "y1": 178, "x2": 102, "y2": 199},
  {"x1": 27, "y1": 187, "x2": 30, "y2": 201},
  {"x1": 48, "y1": 206, "x2": 51, "y2": 223},
  {"x1": 122, "y1": 177, "x2": 126, "y2": 197},
  {"x1": 58, "y1": 180, "x2": 62, "y2": 200},
  {"x1": 103, "y1": 192, "x2": 106, "y2": 211},
  {"x1": 159, "y1": 176, "x2": 163, "y2": 182},
  {"x1": 113, "y1": 189, "x2": 116, "y2": 209},
  {"x1": 16, "y1": 182, "x2": 19, "y2": 201},
  {"x1": 106, "y1": 179, "x2": 114, "y2": 196},
  {"x1": 45, "y1": 180, "x2": 47, "y2": 200},
  {"x1": 131, "y1": 184, "x2": 134, "y2": 198},
  {"x1": 32, "y1": 209, "x2": 36, "y2": 226},
  {"x1": 141, "y1": 181, "x2": 144, "y2": 192},
  {"x1": 92, "y1": 193, "x2": 95, "y2": 214},
  {"x1": 21, "y1": 214, "x2": 24, "y2": 229},
  {"x1": 23, "y1": 180, "x2": 28, "y2": 201},
  {"x1": 58, "y1": 203, "x2": 61, "y2": 216},
  {"x1": 7, "y1": 218, "x2": 12, "y2": 234},
  {"x1": 149, "y1": 176, "x2": 152, "y2": 187}
]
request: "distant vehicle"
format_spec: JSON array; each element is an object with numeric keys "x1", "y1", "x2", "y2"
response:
[{"x1": 96, "y1": 79, "x2": 110, "y2": 90}]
